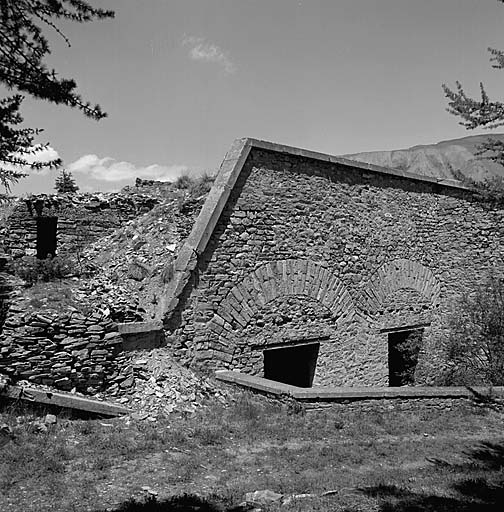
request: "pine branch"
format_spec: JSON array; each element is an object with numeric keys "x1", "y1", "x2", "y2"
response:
[
  {"x1": 0, "y1": 1, "x2": 114, "y2": 189},
  {"x1": 442, "y1": 1, "x2": 504, "y2": 168},
  {"x1": 475, "y1": 138, "x2": 504, "y2": 167},
  {"x1": 0, "y1": 94, "x2": 61, "y2": 193},
  {"x1": 489, "y1": 47, "x2": 504, "y2": 70},
  {"x1": 442, "y1": 81, "x2": 504, "y2": 130},
  {"x1": 0, "y1": 0, "x2": 114, "y2": 120}
]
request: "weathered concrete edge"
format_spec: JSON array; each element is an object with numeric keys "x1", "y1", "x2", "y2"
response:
[
  {"x1": 161, "y1": 138, "x2": 253, "y2": 320},
  {"x1": 215, "y1": 370, "x2": 299, "y2": 397},
  {"x1": 1, "y1": 385, "x2": 132, "y2": 417},
  {"x1": 117, "y1": 321, "x2": 163, "y2": 334},
  {"x1": 215, "y1": 371, "x2": 504, "y2": 401}
]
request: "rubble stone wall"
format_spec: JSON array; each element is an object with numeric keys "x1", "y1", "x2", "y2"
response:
[
  {"x1": 1, "y1": 193, "x2": 159, "y2": 259},
  {"x1": 0, "y1": 307, "x2": 129, "y2": 392},
  {"x1": 171, "y1": 147, "x2": 504, "y2": 386}
]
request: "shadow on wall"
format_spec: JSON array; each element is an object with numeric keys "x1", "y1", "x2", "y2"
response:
[{"x1": 344, "y1": 441, "x2": 504, "y2": 512}]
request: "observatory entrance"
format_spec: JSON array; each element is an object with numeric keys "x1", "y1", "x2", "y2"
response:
[{"x1": 263, "y1": 341, "x2": 320, "y2": 388}]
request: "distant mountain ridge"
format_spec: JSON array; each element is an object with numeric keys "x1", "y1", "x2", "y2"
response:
[{"x1": 344, "y1": 134, "x2": 504, "y2": 182}]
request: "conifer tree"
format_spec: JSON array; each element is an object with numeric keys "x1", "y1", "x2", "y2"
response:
[
  {"x1": 442, "y1": 0, "x2": 504, "y2": 165},
  {"x1": 0, "y1": 1, "x2": 114, "y2": 193},
  {"x1": 54, "y1": 169, "x2": 79, "y2": 194},
  {"x1": 0, "y1": 94, "x2": 62, "y2": 196}
]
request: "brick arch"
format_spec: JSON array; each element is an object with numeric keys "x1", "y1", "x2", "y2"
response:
[
  {"x1": 359, "y1": 258, "x2": 441, "y2": 314},
  {"x1": 208, "y1": 259, "x2": 355, "y2": 336}
]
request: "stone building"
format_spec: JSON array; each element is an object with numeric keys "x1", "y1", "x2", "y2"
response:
[
  {"x1": 1, "y1": 192, "x2": 159, "y2": 260},
  {"x1": 0, "y1": 190, "x2": 161, "y2": 391},
  {"x1": 161, "y1": 138, "x2": 504, "y2": 387},
  {"x1": 2, "y1": 138, "x2": 503, "y2": 392}
]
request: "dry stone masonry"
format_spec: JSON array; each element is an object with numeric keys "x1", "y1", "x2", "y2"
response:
[
  {"x1": 1, "y1": 192, "x2": 159, "y2": 260},
  {"x1": 0, "y1": 181, "x2": 209, "y2": 395},
  {"x1": 1, "y1": 138, "x2": 504, "y2": 394},
  {"x1": 163, "y1": 138, "x2": 504, "y2": 387},
  {"x1": 0, "y1": 307, "x2": 124, "y2": 391}
]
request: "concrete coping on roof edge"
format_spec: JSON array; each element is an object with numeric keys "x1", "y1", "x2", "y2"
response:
[
  {"x1": 160, "y1": 137, "x2": 473, "y2": 325},
  {"x1": 215, "y1": 370, "x2": 504, "y2": 402}
]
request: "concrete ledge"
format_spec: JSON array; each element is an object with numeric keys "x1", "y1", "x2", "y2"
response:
[
  {"x1": 215, "y1": 371, "x2": 504, "y2": 402},
  {"x1": 1, "y1": 384, "x2": 131, "y2": 417},
  {"x1": 216, "y1": 370, "x2": 300, "y2": 396},
  {"x1": 117, "y1": 321, "x2": 164, "y2": 334},
  {"x1": 118, "y1": 321, "x2": 165, "y2": 351}
]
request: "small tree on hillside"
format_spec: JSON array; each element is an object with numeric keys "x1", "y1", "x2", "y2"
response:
[
  {"x1": 445, "y1": 274, "x2": 504, "y2": 386},
  {"x1": 54, "y1": 169, "x2": 79, "y2": 194}
]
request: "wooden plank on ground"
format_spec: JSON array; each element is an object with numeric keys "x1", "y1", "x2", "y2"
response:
[{"x1": 1, "y1": 385, "x2": 131, "y2": 417}]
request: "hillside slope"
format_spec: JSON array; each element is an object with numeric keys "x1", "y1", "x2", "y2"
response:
[{"x1": 345, "y1": 134, "x2": 504, "y2": 182}]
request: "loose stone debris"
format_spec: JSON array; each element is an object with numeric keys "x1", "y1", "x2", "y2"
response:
[{"x1": 100, "y1": 347, "x2": 229, "y2": 420}]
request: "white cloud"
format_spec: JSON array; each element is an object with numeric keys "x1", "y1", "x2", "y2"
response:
[
  {"x1": 68, "y1": 154, "x2": 189, "y2": 182},
  {"x1": 26, "y1": 145, "x2": 60, "y2": 166},
  {"x1": 1, "y1": 146, "x2": 60, "y2": 180},
  {"x1": 182, "y1": 35, "x2": 235, "y2": 74}
]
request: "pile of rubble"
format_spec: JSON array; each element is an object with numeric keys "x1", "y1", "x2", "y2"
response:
[
  {"x1": 102, "y1": 347, "x2": 229, "y2": 419},
  {"x1": 1, "y1": 178, "x2": 218, "y2": 413},
  {"x1": 78, "y1": 191, "x2": 205, "y2": 321}
]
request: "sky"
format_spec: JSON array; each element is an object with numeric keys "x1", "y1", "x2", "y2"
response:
[{"x1": 3, "y1": 0, "x2": 504, "y2": 195}]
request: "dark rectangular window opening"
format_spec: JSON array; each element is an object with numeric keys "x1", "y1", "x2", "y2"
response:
[
  {"x1": 36, "y1": 217, "x2": 57, "y2": 259},
  {"x1": 388, "y1": 328, "x2": 424, "y2": 387},
  {"x1": 263, "y1": 342, "x2": 320, "y2": 388}
]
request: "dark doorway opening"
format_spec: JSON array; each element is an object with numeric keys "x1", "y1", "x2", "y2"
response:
[
  {"x1": 36, "y1": 217, "x2": 57, "y2": 259},
  {"x1": 263, "y1": 342, "x2": 320, "y2": 388},
  {"x1": 388, "y1": 328, "x2": 424, "y2": 386}
]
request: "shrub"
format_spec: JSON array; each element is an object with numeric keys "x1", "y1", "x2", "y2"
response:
[
  {"x1": 174, "y1": 174, "x2": 193, "y2": 190},
  {"x1": 390, "y1": 329, "x2": 423, "y2": 385},
  {"x1": 126, "y1": 259, "x2": 151, "y2": 281},
  {"x1": 445, "y1": 274, "x2": 504, "y2": 385},
  {"x1": 161, "y1": 257, "x2": 174, "y2": 284},
  {"x1": 451, "y1": 167, "x2": 504, "y2": 206},
  {"x1": 0, "y1": 199, "x2": 15, "y2": 222},
  {"x1": 174, "y1": 172, "x2": 214, "y2": 197},
  {"x1": 188, "y1": 172, "x2": 214, "y2": 198},
  {"x1": 10, "y1": 255, "x2": 75, "y2": 285}
]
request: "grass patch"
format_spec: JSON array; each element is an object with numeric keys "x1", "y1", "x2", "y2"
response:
[
  {"x1": 20, "y1": 280, "x2": 93, "y2": 314},
  {"x1": 1, "y1": 394, "x2": 503, "y2": 511}
]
